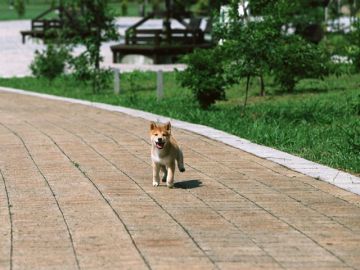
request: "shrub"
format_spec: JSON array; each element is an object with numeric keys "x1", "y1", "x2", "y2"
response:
[
  {"x1": 348, "y1": 20, "x2": 360, "y2": 72},
  {"x1": 30, "y1": 45, "x2": 69, "y2": 81},
  {"x1": 68, "y1": 52, "x2": 93, "y2": 81},
  {"x1": 272, "y1": 36, "x2": 329, "y2": 92},
  {"x1": 121, "y1": 0, "x2": 128, "y2": 16},
  {"x1": 178, "y1": 48, "x2": 226, "y2": 109},
  {"x1": 68, "y1": 52, "x2": 112, "y2": 92},
  {"x1": 14, "y1": 0, "x2": 25, "y2": 18}
]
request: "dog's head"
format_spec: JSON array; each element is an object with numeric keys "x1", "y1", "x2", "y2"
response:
[{"x1": 150, "y1": 121, "x2": 171, "y2": 150}]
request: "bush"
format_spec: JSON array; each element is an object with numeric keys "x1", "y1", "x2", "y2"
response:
[
  {"x1": 272, "y1": 36, "x2": 329, "y2": 92},
  {"x1": 68, "y1": 52, "x2": 112, "y2": 92},
  {"x1": 30, "y1": 45, "x2": 69, "y2": 81},
  {"x1": 348, "y1": 20, "x2": 360, "y2": 72},
  {"x1": 68, "y1": 52, "x2": 93, "y2": 81},
  {"x1": 14, "y1": 0, "x2": 25, "y2": 17},
  {"x1": 178, "y1": 48, "x2": 226, "y2": 109}
]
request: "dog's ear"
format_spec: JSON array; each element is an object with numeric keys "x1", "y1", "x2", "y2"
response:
[
  {"x1": 150, "y1": 121, "x2": 157, "y2": 130},
  {"x1": 165, "y1": 121, "x2": 171, "y2": 131}
]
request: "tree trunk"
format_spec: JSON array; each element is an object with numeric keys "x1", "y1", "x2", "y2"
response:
[
  {"x1": 244, "y1": 76, "x2": 250, "y2": 109},
  {"x1": 259, "y1": 75, "x2": 265, "y2": 96}
]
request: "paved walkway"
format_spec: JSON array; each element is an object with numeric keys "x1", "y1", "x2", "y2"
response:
[
  {"x1": 0, "y1": 19, "x2": 186, "y2": 78},
  {"x1": 0, "y1": 90, "x2": 360, "y2": 270}
]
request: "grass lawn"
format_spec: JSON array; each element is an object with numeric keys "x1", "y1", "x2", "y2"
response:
[
  {"x1": 0, "y1": 1, "x2": 142, "y2": 21},
  {"x1": 0, "y1": 72, "x2": 359, "y2": 175}
]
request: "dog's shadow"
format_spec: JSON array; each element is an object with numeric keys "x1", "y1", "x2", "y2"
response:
[{"x1": 174, "y1": 179, "x2": 202, "y2": 189}]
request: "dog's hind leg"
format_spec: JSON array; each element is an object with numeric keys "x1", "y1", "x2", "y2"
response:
[
  {"x1": 160, "y1": 165, "x2": 167, "y2": 182},
  {"x1": 177, "y1": 149, "x2": 185, "y2": 172}
]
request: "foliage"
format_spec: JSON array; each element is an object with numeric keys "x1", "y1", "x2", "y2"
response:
[
  {"x1": 178, "y1": 48, "x2": 226, "y2": 109},
  {"x1": 61, "y1": 0, "x2": 118, "y2": 93},
  {"x1": 68, "y1": 52, "x2": 112, "y2": 91},
  {"x1": 272, "y1": 36, "x2": 329, "y2": 92},
  {"x1": 121, "y1": 0, "x2": 128, "y2": 16},
  {"x1": 215, "y1": 0, "x2": 330, "y2": 94},
  {"x1": 219, "y1": 16, "x2": 281, "y2": 95},
  {"x1": 30, "y1": 44, "x2": 69, "y2": 81},
  {"x1": 348, "y1": 20, "x2": 360, "y2": 72},
  {"x1": 68, "y1": 52, "x2": 93, "y2": 81},
  {"x1": 249, "y1": 0, "x2": 327, "y2": 43},
  {"x1": 14, "y1": 0, "x2": 25, "y2": 17}
]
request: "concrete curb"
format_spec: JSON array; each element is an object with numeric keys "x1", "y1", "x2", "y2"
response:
[{"x1": 1, "y1": 86, "x2": 359, "y2": 195}]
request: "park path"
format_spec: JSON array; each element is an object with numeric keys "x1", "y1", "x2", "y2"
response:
[{"x1": 0, "y1": 90, "x2": 360, "y2": 270}]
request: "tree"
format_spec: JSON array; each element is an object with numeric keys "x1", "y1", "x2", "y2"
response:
[
  {"x1": 249, "y1": 0, "x2": 329, "y2": 43},
  {"x1": 215, "y1": 0, "x2": 329, "y2": 94}
]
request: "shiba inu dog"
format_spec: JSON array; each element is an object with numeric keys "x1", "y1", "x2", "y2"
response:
[{"x1": 150, "y1": 121, "x2": 185, "y2": 188}]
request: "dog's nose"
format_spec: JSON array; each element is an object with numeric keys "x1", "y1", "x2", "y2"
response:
[{"x1": 158, "y1": 138, "x2": 163, "y2": 142}]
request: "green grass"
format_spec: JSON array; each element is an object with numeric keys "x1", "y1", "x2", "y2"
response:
[
  {"x1": 0, "y1": 72, "x2": 359, "y2": 175},
  {"x1": 0, "y1": 1, "x2": 143, "y2": 21}
]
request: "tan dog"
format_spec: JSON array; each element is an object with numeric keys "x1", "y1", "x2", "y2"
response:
[{"x1": 150, "y1": 121, "x2": 185, "y2": 188}]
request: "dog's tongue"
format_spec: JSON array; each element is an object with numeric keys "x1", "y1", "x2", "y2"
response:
[{"x1": 156, "y1": 142, "x2": 164, "y2": 149}]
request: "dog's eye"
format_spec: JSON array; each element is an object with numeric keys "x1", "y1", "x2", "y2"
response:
[{"x1": 154, "y1": 134, "x2": 158, "y2": 136}]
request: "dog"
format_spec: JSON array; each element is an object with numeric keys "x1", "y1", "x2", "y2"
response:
[{"x1": 150, "y1": 121, "x2": 185, "y2": 188}]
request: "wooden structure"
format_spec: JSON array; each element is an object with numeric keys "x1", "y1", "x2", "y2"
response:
[
  {"x1": 20, "y1": 6, "x2": 64, "y2": 44},
  {"x1": 111, "y1": 0, "x2": 213, "y2": 64}
]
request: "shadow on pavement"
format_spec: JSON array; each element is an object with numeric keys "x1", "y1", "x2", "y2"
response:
[{"x1": 174, "y1": 180, "x2": 202, "y2": 189}]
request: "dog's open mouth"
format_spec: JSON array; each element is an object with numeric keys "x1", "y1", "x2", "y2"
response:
[{"x1": 155, "y1": 141, "x2": 165, "y2": 149}]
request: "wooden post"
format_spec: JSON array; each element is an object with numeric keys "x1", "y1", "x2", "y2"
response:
[
  {"x1": 113, "y1": 68, "x2": 120, "y2": 94},
  {"x1": 157, "y1": 70, "x2": 164, "y2": 101}
]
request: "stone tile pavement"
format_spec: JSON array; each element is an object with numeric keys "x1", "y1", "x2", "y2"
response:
[{"x1": 0, "y1": 90, "x2": 360, "y2": 269}]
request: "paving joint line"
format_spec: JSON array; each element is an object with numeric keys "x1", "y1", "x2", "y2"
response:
[
  {"x1": 186, "y1": 163, "x2": 356, "y2": 269},
  {"x1": 0, "y1": 122, "x2": 81, "y2": 270},
  {"x1": 186, "y1": 146, "x2": 358, "y2": 233},
  {"x1": 60, "y1": 117, "x2": 285, "y2": 269},
  {"x1": 50, "y1": 120, "x2": 220, "y2": 270},
  {"x1": 49, "y1": 110, "x2": 360, "y2": 235},
  {"x1": 95, "y1": 130, "x2": 286, "y2": 270},
  {"x1": 75, "y1": 114, "x2": 358, "y2": 234},
  {"x1": 0, "y1": 87, "x2": 359, "y2": 195},
  {"x1": 0, "y1": 169, "x2": 13, "y2": 270},
  {"x1": 25, "y1": 121, "x2": 152, "y2": 270}
]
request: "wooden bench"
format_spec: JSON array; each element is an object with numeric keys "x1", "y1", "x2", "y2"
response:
[{"x1": 20, "y1": 7, "x2": 63, "y2": 44}]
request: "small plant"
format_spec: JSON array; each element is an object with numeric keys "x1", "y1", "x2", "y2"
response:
[
  {"x1": 68, "y1": 52, "x2": 93, "y2": 82},
  {"x1": 14, "y1": 0, "x2": 25, "y2": 17},
  {"x1": 121, "y1": 0, "x2": 128, "y2": 16},
  {"x1": 68, "y1": 51, "x2": 112, "y2": 93},
  {"x1": 30, "y1": 45, "x2": 69, "y2": 81},
  {"x1": 178, "y1": 48, "x2": 226, "y2": 109},
  {"x1": 348, "y1": 20, "x2": 360, "y2": 72}
]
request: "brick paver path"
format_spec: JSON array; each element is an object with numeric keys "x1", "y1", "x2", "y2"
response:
[{"x1": 0, "y1": 91, "x2": 360, "y2": 270}]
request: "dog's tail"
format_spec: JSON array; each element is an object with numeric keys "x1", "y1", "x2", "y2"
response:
[{"x1": 177, "y1": 149, "x2": 185, "y2": 172}]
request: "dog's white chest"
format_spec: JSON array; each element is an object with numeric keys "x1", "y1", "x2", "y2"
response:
[{"x1": 151, "y1": 151, "x2": 171, "y2": 165}]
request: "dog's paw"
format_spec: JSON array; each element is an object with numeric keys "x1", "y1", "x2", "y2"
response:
[
  {"x1": 153, "y1": 181, "x2": 159, "y2": 187},
  {"x1": 167, "y1": 182, "x2": 174, "y2": 189}
]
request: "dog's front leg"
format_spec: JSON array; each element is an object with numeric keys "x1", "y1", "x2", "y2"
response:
[
  {"x1": 160, "y1": 165, "x2": 167, "y2": 182},
  {"x1": 152, "y1": 162, "x2": 161, "y2": 187},
  {"x1": 166, "y1": 162, "x2": 176, "y2": 188}
]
